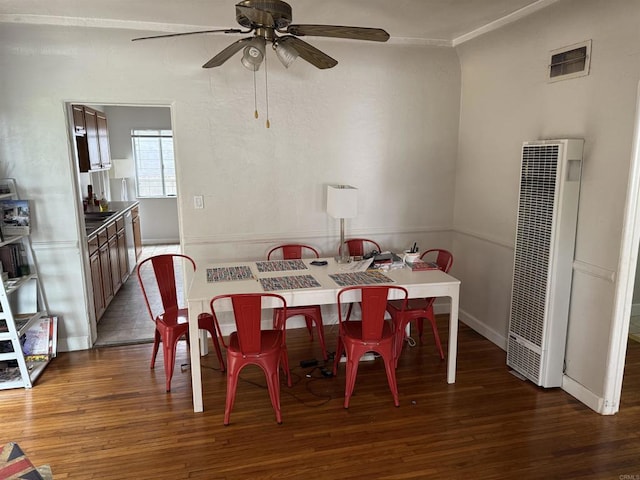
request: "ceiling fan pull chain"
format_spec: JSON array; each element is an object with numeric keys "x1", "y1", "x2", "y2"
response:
[
  {"x1": 265, "y1": 53, "x2": 270, "y2": 128},
  {"x1": 253, "y1": 69, "x2": 259, "y2": 119}
]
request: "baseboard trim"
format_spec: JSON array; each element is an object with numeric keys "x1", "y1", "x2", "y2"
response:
[{"x1": 561, "y1": 374, "x2": 609, "y2": 414}]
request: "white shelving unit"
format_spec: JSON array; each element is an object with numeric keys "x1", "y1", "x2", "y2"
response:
[{"x1": 0, "y1": 178, "x2": 53, "y2": 389}]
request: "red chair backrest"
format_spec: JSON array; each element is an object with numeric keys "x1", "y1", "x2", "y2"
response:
[
  {"x1": 210, "y1": 293, "x2": 287, "y2": 354},
  {"x1": 421, "y1": 249, "x2": 454, "y2": 273},
  {"x1": 340, "y1": 238, "x2": 381, "y2": 257},
  {"x1": 267, "y1": 244, "x2": 320, "y2": 260},
  {"x1": 137, "y1": 254, "x2": 195, "y2": 320},
  {"x1": 338, "y1": 286, "x2": 407, "y2": 342}
]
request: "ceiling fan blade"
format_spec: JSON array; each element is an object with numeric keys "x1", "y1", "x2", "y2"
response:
[
  {"x1": 132, "y1": 28, "x2": 244, "y2": 42},
  {"x1": 286, "y1": 24, "x2": 390, "y2": 42},
  {"x1": 236, "y1": 4, "x2": 276, "y2": 28},
  {"x1": 279, "y1": 36, "x2": 337, "y2": 69},
  {"x1": 202, "y1": 37, "x2": 255, "y2": 68}
]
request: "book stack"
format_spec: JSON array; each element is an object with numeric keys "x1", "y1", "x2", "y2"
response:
[
  {"x1": 0, "y1": 243, "x2": 28, "y2": 278},
  {"x1": 0, "y1": 243, "x2": 29, "y2": 278},
  {"x1": 372, "y1": 252, "x2": 404, "y2": 269},
  {"x1": 408, "y1": 259, "x2": 439, "y2": 271}
]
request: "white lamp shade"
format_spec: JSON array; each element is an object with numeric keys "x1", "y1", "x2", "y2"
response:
[
  {"x1": 112, "y1": 158, "x2": 135, "y2": 179},
  {"x1": 327, "y1": 185, "x2": 358, "y2": 219}
]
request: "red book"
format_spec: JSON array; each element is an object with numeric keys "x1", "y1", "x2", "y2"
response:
[{"x1": 409, "y1": 259, "x2": 439, "y2": 271}]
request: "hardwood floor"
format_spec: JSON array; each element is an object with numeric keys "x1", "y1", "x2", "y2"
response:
[{"x1": 2, "y1": 320, "x2": 640, "y2": 479}]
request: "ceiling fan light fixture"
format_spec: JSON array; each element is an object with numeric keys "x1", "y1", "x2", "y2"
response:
[
  {"x1": 275, "y1": 41, "x2": 299, "y2": 68},
  {"x1": 241, "y1": 38, "x2": 266, "y2": 71}
]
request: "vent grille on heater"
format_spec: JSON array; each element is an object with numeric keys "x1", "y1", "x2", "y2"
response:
[
  {"x1": 507, "y1": 334, "x2": 541, "y2": 380},
  {"x1": 507, "y1": 139, "x2": 583, "y2": 388},
  {"x1": 509, "y1": 144, "x2": 558, "y2": 348}
]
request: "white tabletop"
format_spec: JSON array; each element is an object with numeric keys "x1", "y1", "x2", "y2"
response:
[{"x1": 187, "y1": 257, "x2": 460, "y2": 412}]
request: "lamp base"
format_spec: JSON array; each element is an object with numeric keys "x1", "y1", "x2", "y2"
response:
[{"x1": 334, "y1": 255, "x2": 352, "y2": 264}]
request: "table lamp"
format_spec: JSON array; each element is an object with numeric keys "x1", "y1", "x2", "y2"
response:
[
  {"x1": 327, "y1": 184, "x2": 358, "y2": 263},
  {"x1": 112, "y1": 158, "x2": 135, "y2": 201}
]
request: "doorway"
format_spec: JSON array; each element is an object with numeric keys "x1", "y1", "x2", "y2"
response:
[
  {"x1": 607, "y1": 81, "x2": 640, "y2": 413},
  {"x1": 94, "y1": 243, "x2": 180, "y2": 346},
  {"x1": 70, "y1": 103, "x2": 180, "y2": 346}
]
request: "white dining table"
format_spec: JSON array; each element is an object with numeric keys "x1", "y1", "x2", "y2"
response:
[{"x1": 187, "y1": 257, "x2": 461, "y2": 413}]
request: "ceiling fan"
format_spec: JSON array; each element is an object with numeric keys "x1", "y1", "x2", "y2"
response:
[{"x1": 132, "y1": 0, "x2": 390, "y2": 70}]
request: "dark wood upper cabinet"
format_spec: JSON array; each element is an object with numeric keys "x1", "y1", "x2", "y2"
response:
[
  {"x1": 72, "y1": 104, "x2": 112, "y2": 172},
  {"x1": 72, "y1": 105, "x2": 86, "y2": 136},
  {"x1": 96, "y1": 111, "x2": 111, "y2": 170}
]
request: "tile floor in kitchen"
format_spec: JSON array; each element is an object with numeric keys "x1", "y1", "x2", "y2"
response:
[{"x1": 95, "y1": 244, "x2": 180, "y2": 347}]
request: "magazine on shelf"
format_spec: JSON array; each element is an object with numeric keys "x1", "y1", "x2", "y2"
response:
[
  {"x1": 0, "y1": 199, "x2": 30, "y2": 236},
  {"x1": 22, "y1": 316, "x2": 57, "y2": 360}
]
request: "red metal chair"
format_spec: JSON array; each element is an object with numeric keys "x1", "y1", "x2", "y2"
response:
[
  {"x1": 332, "y1": 285, "x2": 408, "y2": 408},
  {"x1": 339, "y1": 238, "x2": 381, "y2": 258},
  {"x1": 210, "y1": 293, "x2": 292, "y2": 425},
  {"x1": 339, "y1": 238, "x2": 383, "y2": 322},
  {"x1": 137, "y1": 254, "x2": 225, "y2": 392},
  {"x1": 387, "y1": 249, "x2": 454, "y2": 365},
  {"x1": 268, "y1": 244, "x2": 327, "y2": 360}
]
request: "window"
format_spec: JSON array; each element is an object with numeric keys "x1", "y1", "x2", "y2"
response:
[
  {"x1": 132, "y1": 129, "x2": 176, "y2": 198},
  {"x1": 548, "y1": 40, "x2": 591, "y2": 82}
]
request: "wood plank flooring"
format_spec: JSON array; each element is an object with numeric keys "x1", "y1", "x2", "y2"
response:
[{"x1": 2, "y1": 320, "x2": 640, "y2": 479}]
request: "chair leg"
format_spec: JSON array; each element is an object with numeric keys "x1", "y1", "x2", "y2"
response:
[
  {"x1": 418, "y1": 309, "x2": 445, "y2": 360},
  {"x1": 224, "y1": 358, "x2": 239, "y2": 426},
  {"x1": 415, "y1": 317, "x2": 423, "y2": 343},
  {"x1": 264, "y1": 364, "x2": 283, "y2": 424},
  {"x1": 343, "y1": 348, "x2": 360, "y2": 409},
  {"x1": 307, "y1": 309, "x2": 328, "y2": 360},
  {"x1": 162, "y1": 330, "x2": 183, "y2": 393},
  {"x1": 150, "y1": 329, "x2": 162, "y2": 369},
  {"x1": 345, "y1": 303, "x2": 354, "y2": 321},
  {"x1": 427, "y1": 315, "x2": 445, "y2": 360},
  {"x1": 382, "y1": 351, "x2": 400, "y2": 407},
  {"x1": 280, "y1": 348, "x2": 292, "y2": 387},
  {"x1": 199, "y1": 320, "x2": 226, "y2": 372},
  {"x1": 210, "y1": 332, "x2": 227, "y2": 371},
  {"x1": 333, "y1": 336, "x2": 344, "y2": 376},
  {"x1": 272, "y1": 309, "x2": 283, "y2": 330},
  {"x1": 391, "y1": 313, "x2": 408, "y2": 368},
  {"x1": 305, "y1": 317, "x2": 314, "y2": 339}
]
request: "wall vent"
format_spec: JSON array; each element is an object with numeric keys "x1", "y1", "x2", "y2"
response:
[
  {"x1": 507, "y1": 139, "x2": 584, "y2": 387},
  {"x1": 548, "y1": 40, "x2": 591, "y2": 82}
]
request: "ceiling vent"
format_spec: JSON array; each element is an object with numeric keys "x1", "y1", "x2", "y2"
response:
[{"x1": 548, "y1": 40, "x2": 591, "y2": 82}]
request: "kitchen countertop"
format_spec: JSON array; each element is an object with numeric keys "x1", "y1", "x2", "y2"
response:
[{"x1": 85, "y1": 200, "x2": 139, "y2": 237}]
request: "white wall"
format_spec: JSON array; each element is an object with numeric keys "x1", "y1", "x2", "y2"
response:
[
  {"x1": 0, "y1": 23, "x2": 461, "y2": 350},
  {"x1": 104, "y1": 105, "x2": 179, "y2": 244},
  {"x1": 454, "y1": 0, "x2": 640, "y2": 410}
]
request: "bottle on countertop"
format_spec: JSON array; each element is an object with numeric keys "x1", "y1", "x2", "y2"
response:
[{"x1": 99, "y1": 192, "x2": 108, "y2": 212}]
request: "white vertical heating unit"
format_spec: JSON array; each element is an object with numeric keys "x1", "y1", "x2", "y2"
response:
[{"x1": 507, "y1": 138, "x2": 584, "y2": 388}]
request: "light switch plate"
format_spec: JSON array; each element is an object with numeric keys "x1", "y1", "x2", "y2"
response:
[{"x1": 194, "y1": 195, "x2": 204, "y2": 209}]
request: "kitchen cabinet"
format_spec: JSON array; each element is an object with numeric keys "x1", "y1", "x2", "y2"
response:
[
  {"x1": 107, "y1": 222, "x2": 122, "y2": 295},
  {"x1": 72, "y1": 104, "x2": 112, "y2": 172},
  {"x1": 96, "y1": 111, "x2": 112, "y2": 170},
  {"x1": 132, "y1": 206, "x2": 142, "y2": 261},
  {"x1": 89, "y1": 239, "x2": 105, "y2": 320},
  {"x1": 98, "y1": 230, "x2": 114, "y2": 309},
  {"x1": 116, "y1": 221, "x2": 128, "y2": 285},
  {"x1": 72, "y1": 104, "x2": 86, "y2": 135},
  {"x1": 84, "y1": 108, "x2": 102, "y2": 171},
  {"x1": 85, "y1": 203, "x2": 138, "y2": 323}
]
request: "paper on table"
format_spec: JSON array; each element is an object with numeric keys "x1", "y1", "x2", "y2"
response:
[{"x1": 338, "y1": 258, "x2": 373, "y2": 272}]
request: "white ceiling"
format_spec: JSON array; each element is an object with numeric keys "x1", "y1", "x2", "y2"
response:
[{"x1": 1, "y1": 0, "x2": 560, "y2": 46}]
